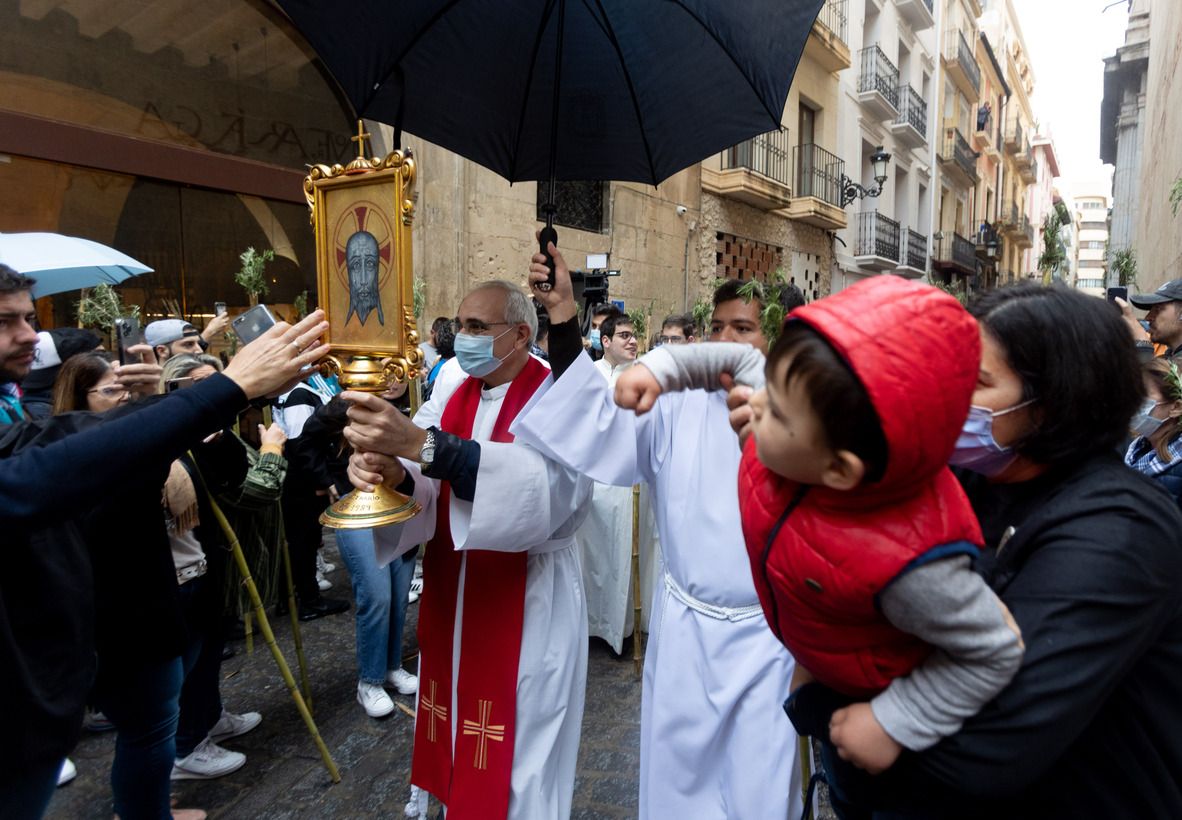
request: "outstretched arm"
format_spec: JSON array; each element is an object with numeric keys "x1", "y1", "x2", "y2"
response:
[{"x1": 615, "y1": 343, "x2": 766, "y2": 415}]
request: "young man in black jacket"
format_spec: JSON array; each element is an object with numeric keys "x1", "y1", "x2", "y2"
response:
[{"x1": 0, "y1": 265, "x2": 329, "y2": 819}]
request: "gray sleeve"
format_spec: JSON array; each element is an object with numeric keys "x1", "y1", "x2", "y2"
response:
[
  {"x1": 639, "y1": 343, "x2": 767, "y2": 393},
  {"x1": 870, "y1": 555, "x2": 1025, "y2": 752}
]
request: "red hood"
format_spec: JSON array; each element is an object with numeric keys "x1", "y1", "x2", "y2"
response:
[{"x1": 789, "y1": 276, "x2": 979, "y2": 492}]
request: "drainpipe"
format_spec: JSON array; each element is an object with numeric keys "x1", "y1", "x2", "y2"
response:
[{"x1": 682, "y1": 219, "x2": 698, "y2": 312}]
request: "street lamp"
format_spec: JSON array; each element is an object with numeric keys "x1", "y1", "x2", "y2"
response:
[{"x1": 841, "y1": 146, "x2": 892, "y2": 208}]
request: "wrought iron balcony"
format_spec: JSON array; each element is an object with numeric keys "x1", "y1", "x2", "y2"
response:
[
  {"x1": 794, "y1": 144, "x2": 845, "y2": 207},
  {"x1": 904, "y1": 228, "x2": 928, "y2": 273},
  {"x1": 808, "y1": 0, "x2": 852, "y2": 73},
  {"x1": 1005, "y1": 116, "x2": 1024, "y2": 154},
  {"x1": 816, "y1": 0, "x2": 848, "y2": 44},
  {"x1": 1000, "y1": 200, "x2": 1020, "y2": 230},
  {"x1": 854, "y1": 211, "x2": 901, "y2": 270},
  {"x1": 933, "y1": 232, "x2": 977, "y2": 275},
  {"x1": 720, "y1": 127, "x2": 791, "y2": 187},
  {"x1": 944, "y1": 29, "x2": 981, "y2": 99},
  {"x1": 940, "y1": 126, "x2": 979, "y2": 185},
  {"x1": 891, "y1": 85, "x2": 927, "y2": 146},
  {"x1": 858, "y1": 45, "x2": 899, "y2": 116},
  {"x1": 787, "y1": 143, "x2": 847, "y2": 230},
  {"x1": 1019, "y1": 216, "x2": 1035, "y2": 248},
  {"x1": 976, "y1": 221, "x2": 1001, "y2": 258}
]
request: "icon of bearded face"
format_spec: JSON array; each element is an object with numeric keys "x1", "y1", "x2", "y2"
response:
[{"x1": 345, "y1": 230, "x2": 384, "y2": 326}]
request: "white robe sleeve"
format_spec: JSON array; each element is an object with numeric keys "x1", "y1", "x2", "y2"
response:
[
  {"x1": 511, "y1": 353, "x2": 672, "y2": 487},
  {"x1": 449, "y1": 441, "x2": 592, "y2": 551}
]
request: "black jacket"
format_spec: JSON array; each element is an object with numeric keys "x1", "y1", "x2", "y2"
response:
[
  {"x1": 873, "y1": 453, "x2": 1182, "y2": 818},
  {"x1": 0, "y1": 375, "x2": 246, "y2": 775}
]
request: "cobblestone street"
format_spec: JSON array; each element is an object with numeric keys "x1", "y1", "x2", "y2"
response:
[{"x1": 46, "y1": 540, "x2": 642, "y2": 819}]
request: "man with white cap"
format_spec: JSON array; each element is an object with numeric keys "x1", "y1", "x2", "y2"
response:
[
  {"x1": 146, "y1": 319, "x2": 204, "y2": 363},
  {"x1": 21, "y1": 329, "x2": 103, "y2": 419}
]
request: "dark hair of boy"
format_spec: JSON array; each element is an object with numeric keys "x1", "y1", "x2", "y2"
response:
[
  {"x1": 968, "y1": 282, "x2": 1142, "y2": 465},
  {"x1": 591, "y1": 304, "x2": 622, "y2": 320},
  {"x1": 0, "y1": 264, "x2": 36, "y2": 293},
  {"x1": 713, "y1": 278, "x2": 807, "y2": 315},
  {"x1": 431, "y1": 316, "x2": 452, "y2": 337},
  {"x1": 600, "y1": 314, "x2": 632, "y2": 340},
  {"x1": 767, "y1": 322, "x2": 889, "y2": 483},
  {"x1": 434, "y1": 319, "x2": 457, "y2": 358}
]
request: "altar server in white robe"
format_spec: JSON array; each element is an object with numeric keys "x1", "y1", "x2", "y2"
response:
[
  {"x1": 581, "y1": 312, "x2": 657, "y2": 651},
  {"x1": 343, "y1": 280, "x2": 592, "y2": 820},
  {"x1": 515, "y1": 248, "x2": 802, "y2": 820}
]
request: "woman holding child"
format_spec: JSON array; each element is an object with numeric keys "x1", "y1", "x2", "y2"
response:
[{"x1": 620, "y1": 281, "x2": 1182, "y2": 819}]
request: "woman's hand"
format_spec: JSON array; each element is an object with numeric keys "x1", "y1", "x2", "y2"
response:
[
  {"x1": 614, "y1": 365, "x2": 662, "y2": 415},
  {"x1": 258, "y1": 423, "x2": 287, "y2": 451},
  {"x1": 222, "y1": 310, "x2": 329, "y2": 399},
  {"x1": 829, "y1": 702, "x2": 902, "y2": 775}
]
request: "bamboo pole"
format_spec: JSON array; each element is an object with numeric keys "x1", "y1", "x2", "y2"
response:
[
  {"x1": 244, "y1": 611, "x2": 254, "y2": 655},
  {"x1": 203, "y1": 483, "x2": 341, "y2": 783},
  {"x1": 631, "y1": 484, "x2": 643, "y2": 680}
]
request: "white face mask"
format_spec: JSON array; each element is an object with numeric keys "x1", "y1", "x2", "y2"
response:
[{"x1": 1131, "y1": 398, "x2": 1169, "y2": 438}]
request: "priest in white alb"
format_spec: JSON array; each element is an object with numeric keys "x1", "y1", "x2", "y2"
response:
[
  {"x1": 514, "y1": 246, "x2": 803, "y2": 820},
  {"x1": 342, "y1": 281, "x2": 592, "y2": 819}
]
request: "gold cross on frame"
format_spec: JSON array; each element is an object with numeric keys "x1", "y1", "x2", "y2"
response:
[
  {"x1": 350, "y1": 119, "x2": 372, "y2": 159},
  {"x1": 419, "y1": 680, "x2": 448, "y2": 743},
  {"x1": 462, "y1": 699, "x2": 505, "y2": 771}
]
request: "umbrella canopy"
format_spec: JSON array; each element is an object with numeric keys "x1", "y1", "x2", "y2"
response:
[
  {"x1": 0, "y1": 232, "x2": 153, "y2": 299},
  {"x1": 275, "y1": 0, "x2": 825, "y2": 186}
]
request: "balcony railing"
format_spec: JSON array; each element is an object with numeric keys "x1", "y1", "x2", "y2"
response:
[
  {"x1": 942, "y1": 127, "x2": 978, "y2": 182},
  {"x1": 859, "y1": 45, "x2": 899, "y2": 110},
  {"x1": 855, "y1": 211, "x2": 901, "y2": 261},
  {"x1": 794, "y1": 144, "x2": 845, "y2": 207},
  {"x1": 935, "y1": 232, "x2": 977, "y2": 272},
  {"x1": 1005, "y1": 116, "x2": 1024, "y2": 152},
  {"x1": 946, "y1": 29, "x2": 982, "y2": 95},
  {"x1": 1000, "y1": 200, "x2": 1020, "y2": 228},
  {"x1": 816, "y1": 0, "x2": 849, "y2": 44},
  {"x1": 1021, "y1": 216, "x2": 1035, "y2": 246},
  {"x1": 896, "y1": 85, "x2": 927, "y2": 137},
  {"x1": 720, "y1": 128, "x2": 792, "y2": 187},
  {"x1": 905, "y1": 228, "x2": 928, "y2": 271}
]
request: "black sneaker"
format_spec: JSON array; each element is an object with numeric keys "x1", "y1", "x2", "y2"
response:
[{"x1": 298, "y1": 595, "x2": 350, "y2": 621}]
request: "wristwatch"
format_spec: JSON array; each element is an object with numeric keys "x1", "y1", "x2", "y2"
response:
[{"x1": 419, "y1": 427, "x2": 437, "y2": 468}]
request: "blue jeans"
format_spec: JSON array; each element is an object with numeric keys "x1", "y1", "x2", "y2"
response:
[
  {"x1": 0, "y1": 758, "x2": 62, "y2": 820},
  {"x1": 335, "y1": 529, "x2": 417, "y2": 684},
  {"x1": 95, "y1": 654, "x2": 186, "y2": 820}
]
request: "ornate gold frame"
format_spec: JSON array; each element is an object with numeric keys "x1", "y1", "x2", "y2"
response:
[{"x1": 303, "y1": 148, "x2": 422, "y2": 392}]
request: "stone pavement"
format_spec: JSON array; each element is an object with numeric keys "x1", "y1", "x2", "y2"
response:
[{"x1": 46, "y1": 540, "x2": 643, "y2": 819}]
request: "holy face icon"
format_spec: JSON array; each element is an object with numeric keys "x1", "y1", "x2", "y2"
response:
[{"x1": 346, "y1": 229, "x2": 383, "y2": 326}]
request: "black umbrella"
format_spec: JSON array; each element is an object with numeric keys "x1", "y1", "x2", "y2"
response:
[{"x1": 277, "y1": 0, "x2": 825, "y2": 271}]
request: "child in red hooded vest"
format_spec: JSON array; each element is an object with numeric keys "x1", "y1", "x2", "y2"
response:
[{"x1": 616, "y1": 276, "x2": 1023, "y2": 776}]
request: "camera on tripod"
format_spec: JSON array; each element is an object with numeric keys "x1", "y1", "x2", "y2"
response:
[{"x1": 571, "y1": 253, "x2": 621, "y2": 332}]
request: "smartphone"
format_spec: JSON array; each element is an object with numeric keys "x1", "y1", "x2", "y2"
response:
[
  {"x1": 113, "y1": 315, "x2": 143, "y2": 365},
  {"x1": 231, "y1": 304, "x2": 277, "y2": 345},
  {"x1": 214, "y1": 301, "x2": 227, "y2": 316},
  {"x1": 1106, "y1": 286, "x2": 1129, "y2": 304},
  {"x1": 165, "y1": 377, "x2": 194, "y2": 393}
]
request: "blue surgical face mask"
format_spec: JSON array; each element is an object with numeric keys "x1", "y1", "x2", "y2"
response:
[
  {"x1": 1131, "y1": 398, "x2": 1167, "y2": 438},
  {"x1": 454, "y1": 327, "x2": 513, "y2": 378},
  {"x1": 949, "y1": 399, "x2": 1036, "y2": 476},
  {"x1": 588, "y1": 328, "x2": 602, "y2": 351}
]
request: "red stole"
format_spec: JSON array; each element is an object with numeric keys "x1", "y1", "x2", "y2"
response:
[{"x1": 412, "y1": 356, "x2": 550, "y2": 818}]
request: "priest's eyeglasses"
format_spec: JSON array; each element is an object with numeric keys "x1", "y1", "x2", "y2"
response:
[{"x1": 459, "y1": 319, "x2": 512, "y2": 335}]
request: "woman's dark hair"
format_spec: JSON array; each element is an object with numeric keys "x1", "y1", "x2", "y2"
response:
[
  {"x1": 968, "y1": 282, "x2": 1142, "y2": 465},
  {"x1": 431, "y1": 316, "x2": 452, "y2": 338},
  {"x1": 767, "y1": 323, "x2": 888, "y2": 483},
  {"x1": 52, "y1": 351, "x2": 114, "y2": 414},
  {"x1": 435, "y1": 319, "x2": 457, "y2": 358}
]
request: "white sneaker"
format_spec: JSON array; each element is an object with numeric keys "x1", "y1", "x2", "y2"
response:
[
  {"x1": 208, "y1": 709, "x2": 262, "y2": 743},
  {"x1": 171, "y1": 737, "x2": 246, "y2": 780},
  {"x1": 408, "y1": 577, "x2": 423, "y2": 603},
  {"x1": 317, "y1": 571, "x2": 332, "y2": 591},
  {"x1": 57, "y1": 758, "x2": 76, "y2": 787},
  {"x1": 358, "y1": 681, "x2": 395, "y2": 718},
  {"x1": 317, "y1": 553, "x2": 336, "y2": 574},
  {"x1": 387, "y1": 667, "x2": 419, "y2": 695}
]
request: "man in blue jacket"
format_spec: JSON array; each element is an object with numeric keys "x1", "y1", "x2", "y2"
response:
[{"x1": 0, "y1": 264, "x2": 331, "y2": 819}]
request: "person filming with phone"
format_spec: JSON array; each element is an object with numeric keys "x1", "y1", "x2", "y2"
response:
[
  {"x1": 1116, "y1": 279, "x2": 1182, "y2": 359},
  {"x1": 0, "y1": 262, "x2": 330, "y2": 820}
]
